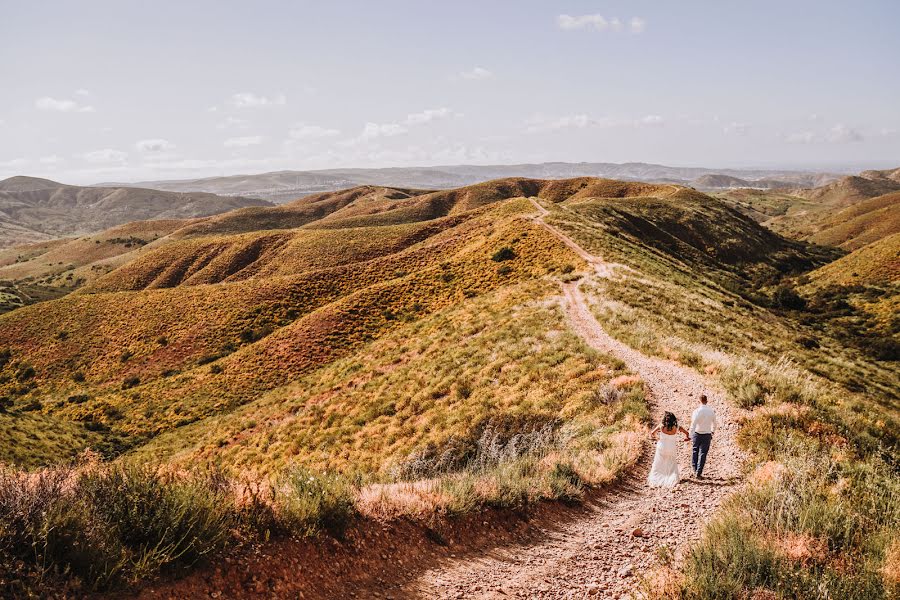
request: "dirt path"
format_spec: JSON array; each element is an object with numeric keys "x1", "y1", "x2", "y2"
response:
[{"x1": 408, "y1": 202, "x2": 745, "y2": 599}]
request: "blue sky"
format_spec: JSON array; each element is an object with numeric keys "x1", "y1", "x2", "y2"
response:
[{"x1": 1, "y1": 0, "x2": 898, "y2": 183}]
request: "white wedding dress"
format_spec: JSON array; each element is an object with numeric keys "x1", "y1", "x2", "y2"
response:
[{"x1": 647, "y1": 431, "x2": 680, "y2": 487}]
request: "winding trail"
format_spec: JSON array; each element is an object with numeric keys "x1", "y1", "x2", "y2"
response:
[{"x1": 408, "y1": 200, "x2": 745, "y2": 599}]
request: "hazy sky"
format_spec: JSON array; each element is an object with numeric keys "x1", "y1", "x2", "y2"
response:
[{"x1": 2, "y1": 0, "x2": 899, "y2": 184}]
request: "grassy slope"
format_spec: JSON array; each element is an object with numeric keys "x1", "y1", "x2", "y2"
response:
[
  {"x1": 134, "y1": 279, "x2": 646, "y2": 480},
  {"x1": 0, "y1": 195, "x2": 584, "y2": 460},
  {"x1": 807, "y1": 191, "x2": 900, "y2": 250},
  {"x1": 541, "y1": 198, "x2": 898, "y2": 599},
  {"x1": 808, "y1": 232, "x2": 900, "y2": 287}
]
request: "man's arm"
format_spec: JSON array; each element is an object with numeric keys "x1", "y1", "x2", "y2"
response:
[
  {"x1": 689, "y1": 408, "x2": 697, "y2": 437},
  {"x1": 711, "y1": 409, "x2": 717, "y2": 433}
]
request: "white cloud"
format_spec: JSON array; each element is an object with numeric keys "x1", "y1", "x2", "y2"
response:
[
  {"x1": 460, "y1": 66, "x2": 493, "y2": 80},
  {"x1": 230, "y1": 92, "x2": 287, "y2": 108},
  {"x1": 135, "y1": 138, "x2": 175, "y2": 153},
  {"x1": 403, "y1": 107, "x2": 457, "y2": 126},
  {"x1": 0, "y1": 158, "x2": 29, "y2": 169},
  {"x1": 526, "y1": 113, "x2": 663, "y2": 133},
  {"x1": 224, "y1": 135, "x2": 264, "y2": 147},
  {"x1": 216, "y1": 116, "x2": 249, "y2": 130},
  {"x1": 39, "y1": 155, "x2": 64, "y2": 165},
  {"x1": 358, "y1": 122, "x2": 407, "y2": 140},
  {"x1": 785, "y1": 124, "x2": 864, "y2": 144},
  {"x1": 637, "y1": 114, "x2": 664, "y2": 126},
  {"x1": 827, "y1": 124, "x2": 863, "y2": 143},
  {"x1": 558, "y1": 14, "x2": 645, "y2": 33},
  {"x1": 785, "y1": 131, "x2": 816, "y2": 144},
  {"x1": 343, "y1": 108, "x2": 459, "y2": 145},
  {"x1": 288, "y1": 123, "x2": 340, "y2": 140},
  {"x1": 879, "y1": 127, "x2": 898, "y2": 137},
  {"x1": 35, "y1": 96, "x2": 95, "y2": 113},
  {"x1": 81, "y1": 149, "x2": 127, "y2": 163},
  {"x1": 558, "y1": 14, "x2": 608, "y2": 31},
  {"x1": 74, "y1": 88, "x2": 90, "y2": 96},
  {"x1": 723, "y1": 122, "x2": 749, "y2": 136}
]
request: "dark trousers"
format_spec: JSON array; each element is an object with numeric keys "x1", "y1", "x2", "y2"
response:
[{"x1": 691, "y1": 433, "x2": 713, "y2": 476}]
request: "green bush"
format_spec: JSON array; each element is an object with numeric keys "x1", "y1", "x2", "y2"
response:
[
  {"x1": 15, "y1": 364, "x2": 35, "y2": 382},
  {"x1": 772, "y1": 285, "x2": 807, "y2": 311},
  {"x1": 491, "y1": 246, "x2": 516, "y2": 262},
  {"x1": 79, "y1": 465, "x2": 232, "y2": 578},
  {"x1": 274, "y1": 468, "x2": 358, "y2": 538}
]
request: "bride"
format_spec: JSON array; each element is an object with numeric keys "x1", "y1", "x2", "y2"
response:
[{"x1": 647, "y1": 412, "x2": 690, "y2": 487}]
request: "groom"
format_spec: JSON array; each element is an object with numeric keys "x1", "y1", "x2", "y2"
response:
[{"x1": 689, "y1": 394, "x2": 717, "y2": 479}]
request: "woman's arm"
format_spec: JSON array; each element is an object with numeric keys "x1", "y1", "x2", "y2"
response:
[
  {"x1": 679, "y1": 426, "x2": 690, "y2": 441},
  {"x1": 649, "y1": 425, "x2": 661, "y2": 440}
]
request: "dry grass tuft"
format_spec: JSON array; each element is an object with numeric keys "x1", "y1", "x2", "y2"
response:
[{"x1": 769, "y1": 532, "x2": 829, "y2": 566}]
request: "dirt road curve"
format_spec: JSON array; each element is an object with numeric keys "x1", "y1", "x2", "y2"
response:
[{"x1": 407, "y1": 202, "x2": 745, "y2": 599}]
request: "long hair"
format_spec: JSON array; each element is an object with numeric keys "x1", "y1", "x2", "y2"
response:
[{"x1": 662, "y1": 412, "x2": 678, "y2": 430}]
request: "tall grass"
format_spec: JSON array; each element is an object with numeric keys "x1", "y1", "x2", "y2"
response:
[
  {"x1": 0, "y1": 460, "x2": 236, "y2": 595},
  {"x1": 0, "y1": 458, "x2": 364, "y2": 595},
  {"x1": 679, "y1": 445, "x2": 899, "y2": 599}
]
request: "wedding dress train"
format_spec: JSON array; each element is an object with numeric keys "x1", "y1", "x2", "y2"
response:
[{"x1": 647, "y1": 431, "x2": 680, "y2": 487}]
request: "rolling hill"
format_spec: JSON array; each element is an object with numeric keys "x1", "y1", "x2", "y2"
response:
[
  {"x1": 0, "y1": 177, "x2": 831, "y2": 467},
  {"x1": 716, "y1": 167, "x2": 900, "y2": 244},
  {"x1": 0, "y1": 176, "x2": 896, "y2": 599},
  {"x1": 0, "y1": 176, "x2": 272, "y2": 248},
  {"x1": 100, "y1": 162, "x2": 840, "y2": 203}
]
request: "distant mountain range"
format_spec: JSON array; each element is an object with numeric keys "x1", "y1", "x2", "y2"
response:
[
  {"x1": 0, "y1": 176, "x2": 271, "y2": 248},
  {"x1": 98, "y1": 162, "x2": 842, "y2": 203}
]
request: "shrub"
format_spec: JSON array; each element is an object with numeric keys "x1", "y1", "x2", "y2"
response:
[
  {"x1": 796, "y1": 336, "x2": 819, "y2": 350},
  {"x1": 274, "y1": 468, "x2": 358, "y2": 538},
  {"x1": 119, "y1": 350, "x2": 134, "y2": 363},
  {"x1": 79, "y1": 465, "x2": 233, "y2": 578},
  {"x1": 0, "y1": 396, "x2": 12, "y2": 412},
  {"x1": 0, "y1": 348, "x2": 10, "y2": 369},
  {"x1": 0, "y1": 466, "x2": 122, "y2": 591},
  {"x1": 721, "y1": 364, "x2": 767, "y2": 408},
  {"x1": 491, "y1": 247, "x2": 516, "y2": 262},
  {"x1": 121, "y1": 376, "x2": 140, "y2": 390},
  {"x1": 870, "y1": 337, "x2": 899, "y2": 362},
  {"x1": 238, "y1": 325, "x2": 274, "y2": 344},
  {"x1": 72, "y1": 371, "x2": 86, "y2": 383},
  {"x1": 773, "y1": 286, "x2": 807, "y2": 311},
  {"x1": 20, "y1": 400, "x2": 42, "y2": 412},
  {"x1": 15, "y1": 364, "x2": 35, "y2": 382}
]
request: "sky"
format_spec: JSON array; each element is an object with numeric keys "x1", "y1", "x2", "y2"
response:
[{"x1": 1, "y1": 0, "x2": 899, "y2": 184}]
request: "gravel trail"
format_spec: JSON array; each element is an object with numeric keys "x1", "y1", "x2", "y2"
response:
[{"x1": 408, "y1": 202, "x2": 745, "y2": 599}]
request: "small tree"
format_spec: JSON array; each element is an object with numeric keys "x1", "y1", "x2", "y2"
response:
[
  {"x1": 773, "y1": 286, "x2": 806, "y2": 311},
  {"x1": 491, "y1": 247, "x2": 516, "y2": 262}
]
